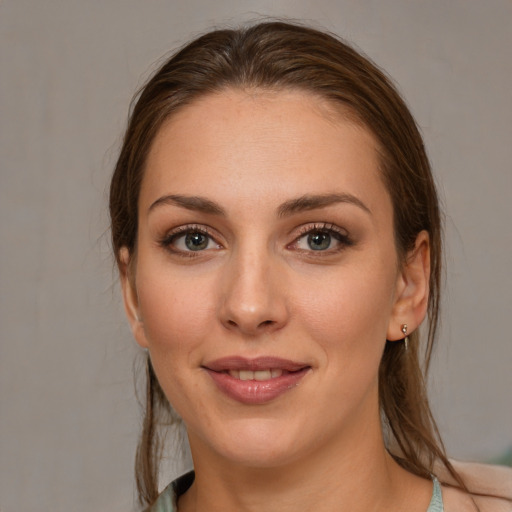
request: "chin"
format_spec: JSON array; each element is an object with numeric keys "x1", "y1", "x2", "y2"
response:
[
  {"x1": 192, "y1": 417, "x2": 307, "y2": 469},
  {"x1": 218, "y1": 442, "x2": 301, "y2": 469}
]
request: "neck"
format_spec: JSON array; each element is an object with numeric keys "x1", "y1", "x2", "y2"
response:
[{"x1": 178, "y1": 413, "x2": 431, "y2": 512}]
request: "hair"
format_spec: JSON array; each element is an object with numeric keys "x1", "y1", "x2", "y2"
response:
[{"x1": 110, "y1": 21, "x2": 463, "y2": 508}]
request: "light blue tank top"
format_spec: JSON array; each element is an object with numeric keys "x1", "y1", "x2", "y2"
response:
[{"x1": 150, "y1": 473, "x2": 444, "y2": 511}]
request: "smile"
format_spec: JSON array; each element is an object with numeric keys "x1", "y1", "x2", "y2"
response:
[{"x1": 203, "y1": 357, "x2": 311, "y2": 405}]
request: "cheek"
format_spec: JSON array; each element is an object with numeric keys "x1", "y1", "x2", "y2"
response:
[
  {"x1": 136, "y1": 267, "x2": 216, "y2": 364},
  {"x1": 135, "y1": 268, "x2": 219, "y2": 419},
  {"x1": 295, "y1": 262, "x2": 396, "y2": 366}
]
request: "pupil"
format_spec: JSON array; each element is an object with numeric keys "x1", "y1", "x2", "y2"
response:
[
  {"x1": 185, "y1": 232, "x2": 208, "y2": 251},
  {"x1": 308, "y1": 232, "x2": 331, "y2": 250}
]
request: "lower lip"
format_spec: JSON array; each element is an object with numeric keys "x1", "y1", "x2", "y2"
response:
[{"x1": 205, "y1": 368, "x2": 310, "y2": 405}]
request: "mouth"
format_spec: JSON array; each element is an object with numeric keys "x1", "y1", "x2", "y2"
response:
[{"x1": 202, "y1": 356, "x2": 311, "y2": 404}]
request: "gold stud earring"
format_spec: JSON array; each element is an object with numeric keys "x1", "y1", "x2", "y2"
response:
[{"x1": 401, "y1": 324, "x2": 409, "y2": 351}]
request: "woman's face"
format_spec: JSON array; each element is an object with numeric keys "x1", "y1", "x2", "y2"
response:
[{"x1": 122, "y1": 89, "x2": 423, "y2": 468}]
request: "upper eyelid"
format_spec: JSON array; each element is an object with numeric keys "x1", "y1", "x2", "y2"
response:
[
  {"x1": 293, "y1": 222, "x2": 348, "y2": 237},
  {"x1": 164, "y1": 224, "x2": 217, "y2": 238}
]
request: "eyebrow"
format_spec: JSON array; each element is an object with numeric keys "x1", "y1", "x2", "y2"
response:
[
  {"x1": 277, "y1": 193, "x2": 371, "y2": 217},
  {"x1": 148, "y1": 192, "x2": 371, "y2": 217},
  {"x1": 149, "y1": 194, "x2": 226, "y2": 215}
]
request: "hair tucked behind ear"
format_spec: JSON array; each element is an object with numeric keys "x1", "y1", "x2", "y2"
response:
[{"x1": 111, "y1": 21, "x2": 472, "y2": 508}]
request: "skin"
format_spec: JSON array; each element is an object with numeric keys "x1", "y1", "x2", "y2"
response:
[{"x1": 120, "y1": 89, "x2": 433, "y2": 511}]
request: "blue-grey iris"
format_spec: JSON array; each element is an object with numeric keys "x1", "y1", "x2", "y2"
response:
[
  {"x1": 308, "y1": 232, "x2": 331, "y2": 250},
  {"x1": 185, "y1": 232, "x2": 208, "y2": 251}
]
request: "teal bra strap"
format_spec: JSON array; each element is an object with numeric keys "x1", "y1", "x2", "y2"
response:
[{"x1": 426, "y1": 477, "x2": 444, "y2": 512}]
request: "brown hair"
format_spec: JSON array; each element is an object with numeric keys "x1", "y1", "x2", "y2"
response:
[{"x1": 110, "y1": 21, "x2": 460, "y2": 508}]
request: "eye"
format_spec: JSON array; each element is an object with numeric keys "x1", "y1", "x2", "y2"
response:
[
  {"x1": 160, "y1": 226, "x2": 222, "y2": 254},
  {"x1": 292, "y1": 224, "x2": 353, "y2": 253}
]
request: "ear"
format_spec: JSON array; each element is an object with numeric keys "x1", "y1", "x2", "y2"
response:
[
  {"x1": 119, "y1": 247, "x2": 149, "y2": 348},
  {"x1": 387, "y1": 231, "x2": 430, "y2": 341}
]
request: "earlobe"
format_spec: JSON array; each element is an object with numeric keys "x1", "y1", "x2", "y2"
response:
[
  {"x1": 119, "y1": 247, "x2": 149, "y2": 348},
  {"x1": 387, "y1": 231, "x2": 430, "y2": 341}
]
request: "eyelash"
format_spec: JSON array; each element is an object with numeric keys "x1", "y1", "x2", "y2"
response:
[
  {"x1": 159, "y1": 222, "x2": 353, "y2": 257},
  {"x1": 291, "y1": 223, "x2": 353, "y2": 253}
]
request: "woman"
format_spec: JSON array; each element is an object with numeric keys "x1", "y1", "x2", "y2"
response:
[{"x1": 109, "y1": 22, "x2": 511, "y2": 512}]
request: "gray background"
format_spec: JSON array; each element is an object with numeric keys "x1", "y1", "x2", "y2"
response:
[{"x1": 1, "y1": 1, "x2": 511, "y2": 511}]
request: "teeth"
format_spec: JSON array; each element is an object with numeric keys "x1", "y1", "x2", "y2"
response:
[
  {"x1": 227, "y1": 369, "x2": 284, "y2": 380},
  {"x1": 254, "y1": 370, "x2": 271, "y2": 381},
  {"x1": 239, "y1": 370, "x2": 253, "y2": 381}
]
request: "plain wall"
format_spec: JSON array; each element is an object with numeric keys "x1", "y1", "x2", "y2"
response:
[{"x1": 1, "y1": 1, "x2": 511, "y2": 511}]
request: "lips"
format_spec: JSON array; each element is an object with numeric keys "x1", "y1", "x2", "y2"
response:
[{"x1": 203, "y1": 357, "x2": 311, "y2": 405}]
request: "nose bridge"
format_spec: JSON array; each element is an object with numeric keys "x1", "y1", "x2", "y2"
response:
[{"x1": 219, "y1": 238, "x2": 287, "y2": 334}]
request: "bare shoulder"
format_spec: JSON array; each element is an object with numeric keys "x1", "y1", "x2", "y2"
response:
[
  {"x1": 443, "y1": 486, "x2": 512, "y2": 512},
  {"x1": 439, "y1": 461, "x2": 512, "y2": 512}
]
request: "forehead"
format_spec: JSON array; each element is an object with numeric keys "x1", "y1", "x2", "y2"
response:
[{"x1": 140, "y1": 88, "x2": 390, "y2": 217}]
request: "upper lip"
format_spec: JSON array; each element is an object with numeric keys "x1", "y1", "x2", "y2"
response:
[{"x1": 203, "y1": 356, "x2": 310, "y2": 372}]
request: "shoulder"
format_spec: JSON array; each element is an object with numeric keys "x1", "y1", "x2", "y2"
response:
[
  {"x1": 442, "y1": 487, "x2": 512, "y2": 512},
  {"x1": 438, "y1": 461, "x2": 512, "y2": 512}
]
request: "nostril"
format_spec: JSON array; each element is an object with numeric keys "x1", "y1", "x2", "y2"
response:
[{"x1": 225, "y1": 318, "x2": 275, "y2": 331}]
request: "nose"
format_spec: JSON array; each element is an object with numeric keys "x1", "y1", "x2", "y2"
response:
[{"x1": 218, "y1": 247, "x2": 289, "y2": 336}]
